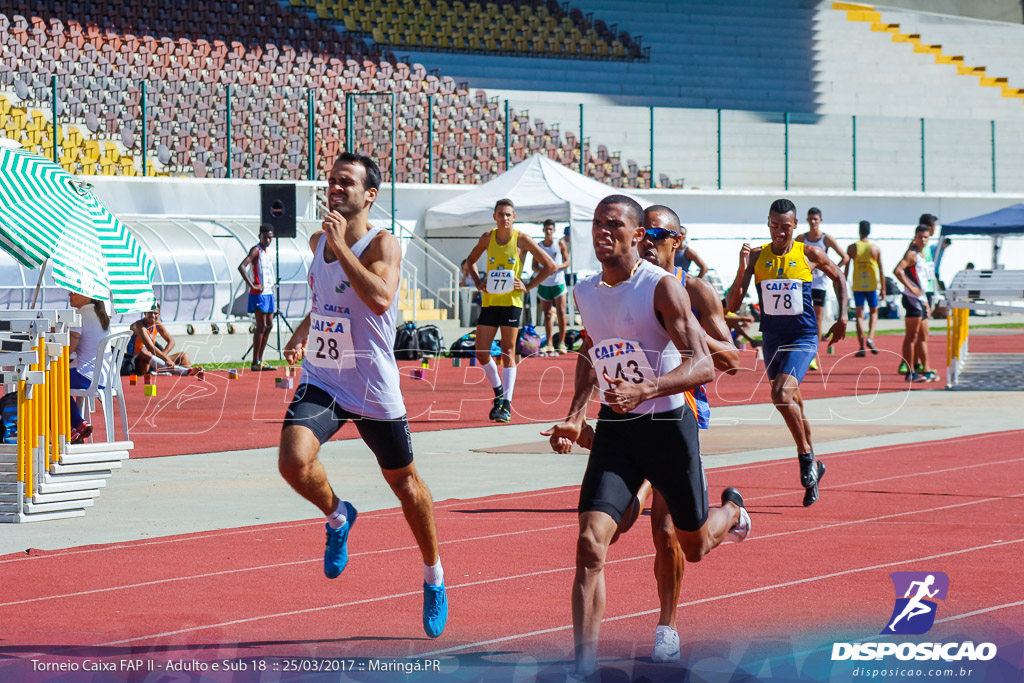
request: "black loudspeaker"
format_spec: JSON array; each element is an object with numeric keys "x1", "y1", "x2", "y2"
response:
[{"x1": 260, "y1": 184, "x2": 297, "y2": 238}]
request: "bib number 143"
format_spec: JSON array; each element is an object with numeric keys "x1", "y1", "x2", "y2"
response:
[{"x1": 589, "y1": 337, "x2": 654, "y2": 393}]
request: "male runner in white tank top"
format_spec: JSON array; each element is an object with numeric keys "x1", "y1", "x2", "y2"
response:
[
  {"x1": 795, "y1": 207, "x2": 848, "y2": 369},
  {"x1": 542, "y1": 195, "x2": 749, "y2": 678},
  {"x1": 534, "y1": 219, "x2": 571, "y2": 354},
  {"x1": 278, "y1": 153, "x2": 448, "y2": 638}
]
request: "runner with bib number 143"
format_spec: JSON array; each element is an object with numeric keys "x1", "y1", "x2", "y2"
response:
[{"x1": 726, "y1": 198, "x2": 848, "y2": 507}]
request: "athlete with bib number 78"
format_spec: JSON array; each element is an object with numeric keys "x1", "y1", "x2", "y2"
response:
[{"x1": 726, "y1": 198, "x2": 848, "y2": 507}]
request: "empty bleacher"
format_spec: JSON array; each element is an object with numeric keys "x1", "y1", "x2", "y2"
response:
[{"x1": 291, "y1": 0, "x2": 648, "y2": 61}]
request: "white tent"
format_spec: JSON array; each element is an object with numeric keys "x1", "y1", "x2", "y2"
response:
[{"x1": 422, "y1": 154, "x2": 650, "y2": 273}]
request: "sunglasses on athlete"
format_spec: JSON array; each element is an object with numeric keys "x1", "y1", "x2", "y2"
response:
[{"x1": 643, "y1": 228, "x2": 678, "y2": 241}]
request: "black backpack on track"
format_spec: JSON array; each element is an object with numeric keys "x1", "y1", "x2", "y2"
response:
[
  {"x1": 393, "y1": 322, "x2": 420, "y2": 360},
  {"x1": 417, "y1": 325, "x2": 444, "y2": 357}
]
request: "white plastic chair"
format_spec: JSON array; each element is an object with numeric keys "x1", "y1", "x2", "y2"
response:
[{"x1": 70, "y1": 330, "x2": 132, "y2": 442}]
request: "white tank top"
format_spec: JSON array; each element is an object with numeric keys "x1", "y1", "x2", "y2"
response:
[
  {"x1": 300, "y1": 227, "x2": 406, "y2": 419},
  {"x1": 803, "y1": 234, "x2": 827, "y2": 290},
  {"x1": 573, "y1": 259, "x2": 683, "y2": 415},
  {"x1": 539, "y1": 239, "x2": 564, "y2": 287},
  {"x1": 250, "y1": 244, "x2": 276, "y2": 294}
]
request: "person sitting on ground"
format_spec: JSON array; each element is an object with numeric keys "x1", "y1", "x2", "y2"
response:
[
  {"x1": 68, "y1": 291, "x2": 112, "y2": 443},
  {"x1": 129, "y1": 305, "x2": 202, "y2": 376}
]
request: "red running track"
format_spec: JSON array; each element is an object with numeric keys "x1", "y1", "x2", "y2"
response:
[
  {"x1": 1, "y1": 430, "x2": 1022, "y2": 681},
  {"x1": 99, "y1": 333, "x2": 1023, "y2": 458}
]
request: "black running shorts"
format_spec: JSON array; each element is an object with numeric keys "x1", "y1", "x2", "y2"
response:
[
  {"x1": 283, "y1": 383, "x2": 414, "y2": 470},
  {"x1": 903, "y1": 294, "x2": 927, "y2": 319},
  {"x1": 477, "y1": 305, "x2": 523, "y2": 328},
  {"x1": 578, "y1": 405, "x2": 709, "y2": 532},
  {"x1": 811, "y1": 288, "x2": 826, "y2": 307}
]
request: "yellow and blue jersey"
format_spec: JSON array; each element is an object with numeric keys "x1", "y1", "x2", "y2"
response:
[
  {"x1": 753, "y1": 241, "x2": 818, "y2": 338},
  {"x1": 482, "y1": 229, "x2": 524, "y2": 308}
]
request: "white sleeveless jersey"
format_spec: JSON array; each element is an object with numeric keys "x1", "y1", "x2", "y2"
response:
[
  {"x1": 803, "y1": 234, "x2": 827, "y2": 290},
  {"x1": 250, "y1": 244, "x2": 276, "y2": 294},
  {"x1": 539, "y1": 240, "x2": 564, "y2": 287},
  {"x1": 573, "y1": 259, "x2": 683, "y2": 415},
  {"x1": 300, "y1": 227, "x2": 405, "y2": 419}
]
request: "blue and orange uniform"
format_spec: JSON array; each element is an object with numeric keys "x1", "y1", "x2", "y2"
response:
[
  {"x1": 752, "y1": 241, "x2": 819, "y2": 382},
  {"x1": 675, "y1": 267, "x2": 711, "y2": 429}
]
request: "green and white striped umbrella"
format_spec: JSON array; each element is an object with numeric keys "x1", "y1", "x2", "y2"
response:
[{"x1": 0, "y1": 143, "x2": 156, "y2": 313}]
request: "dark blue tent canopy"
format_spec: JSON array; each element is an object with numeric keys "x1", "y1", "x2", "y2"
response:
[{"x1": 943, "y1": 203, "x2": 1024, "y2": 236}]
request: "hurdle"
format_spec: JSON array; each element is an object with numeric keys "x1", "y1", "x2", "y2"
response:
[
  {"x1": 0, "y1": 310, "x2": 133, "y2": 523},
  {"x1": 942, "y1": 269, "x2": 1024, "y2": 390}
]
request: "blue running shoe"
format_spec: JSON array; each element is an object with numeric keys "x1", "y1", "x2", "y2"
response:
[
  {"x1": 323, "y1": 501, "x2": 357, "y2": 579},
  {"x1": 422, "y1": 582, "x2": 449, "y2": 638}
]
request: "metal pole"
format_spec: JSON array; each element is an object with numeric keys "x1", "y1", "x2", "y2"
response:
[
  {"x1": 346, "y1": 93, "x2": 353, "y2": 152},
  {"x1": 852, "y1": 115, "x2": 857, "y2": 191},
  {"x1": 141, "y1": 81, "x2": 147, "y2": 177},
  {"x1": 225, "y1": 84, "x2": 232, "y2": 179},
  {"x1": 649, "y1": 106, "x2": 654, "y2": 188},
  {"x1": 504, "y1": 99, "x2": 510, "y2": 171},
  {"x1": 784, "y1": 112, "x2": 790, "y2": 192},
  {"x1": 391, "y1": 92, "x2": 396, "y2": 234},
  {"x1": 427, "y1": 94, "x2": 434, "y2": 183},
  {"x1": 275, "y1": 241, "x2": 282, "y2": 361},
  {"x1": 579, "y1": 103, "x2": 584, "y2": 176},
  {"x1": 716, "y1": 108, "x2": 722, "y2": 190},
  {"x1": 920, "y1": 117, "x2": 925, "y2": 192},
  {"x1": 51, "y1": 75, "x2": 58, "y2": 164},
  {"x1": 991, "y1": 119, "x2": 996, "y2": 193},
  {"x1": 307, "y1": 90, "x2": 315, "y2": 181}
]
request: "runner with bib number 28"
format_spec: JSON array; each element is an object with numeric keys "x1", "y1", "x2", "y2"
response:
[{"x1": 726, "y1": 199, "x2": 848, "y2": 507}]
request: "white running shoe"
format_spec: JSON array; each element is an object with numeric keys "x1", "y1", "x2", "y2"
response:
[
  {"x1": 651, "y1": 626, "x2": 680, "y2": 663},
  {"x1": 729, "y1": 506, "x2": 751, "y2": 543}
]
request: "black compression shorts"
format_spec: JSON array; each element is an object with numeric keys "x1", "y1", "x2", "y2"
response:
[
  {"x1": 283, "y1": 383, "x2": 414, "y2": 470},
  {"x1": 578, "y1": 405, "x2": 709, "y2": 532},
  {"x1": 477, "y1": 305, "x2": 523, "y2": 328}
]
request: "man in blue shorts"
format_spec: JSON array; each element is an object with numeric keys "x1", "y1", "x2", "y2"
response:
[
  {"x1": 727, "y1": 199, "x2": 848, "y2": 506},
  {"x1": 238, "y1": 225, "x2": 276, "y2": 371}
]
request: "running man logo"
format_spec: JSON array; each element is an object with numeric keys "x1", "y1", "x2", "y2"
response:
[{"x1": 882, "y1": 571, "x2": 949, "y2": 635}]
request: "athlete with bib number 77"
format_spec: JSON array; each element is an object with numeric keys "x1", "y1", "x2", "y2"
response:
[{"x1": 726, "y1": 198, "x2": 848, "y2": 507}]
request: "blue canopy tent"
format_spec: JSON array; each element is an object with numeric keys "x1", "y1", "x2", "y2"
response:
[{"x1": 938, "y1": 203, "x2": 1024, "y2": 270}]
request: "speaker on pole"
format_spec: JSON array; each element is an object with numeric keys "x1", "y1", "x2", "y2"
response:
[{"x1": 260, "y1": 183, "x2": 297, "y2": 238}]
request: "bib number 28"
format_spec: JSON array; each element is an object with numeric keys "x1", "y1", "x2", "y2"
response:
[{"x1": 308, "y1": 314, "x2": 355, "y2": 369}]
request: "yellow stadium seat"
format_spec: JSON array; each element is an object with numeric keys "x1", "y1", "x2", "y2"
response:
[
  {"x1": 104, "y1": 141, "x2": 120, "y2": 163},
  {"x1": 119, "y1": 157, "x2": 137, "y2": 176}
]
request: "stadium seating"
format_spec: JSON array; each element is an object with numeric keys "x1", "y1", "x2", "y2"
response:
[
  {"x1": 0, "y1": 2, "x2": 653, "y2": 185},
  {"x1": 289, "y1": 0, "x2": 648, "y2": 62}
]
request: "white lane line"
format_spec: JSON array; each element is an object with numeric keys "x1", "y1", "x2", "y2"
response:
[
  {"x1": 414, "y1": 537, "x2": 1024, "y2": 658},
  {"x1": 0, "y1": 486, "x2": 579, "y2": 565}
]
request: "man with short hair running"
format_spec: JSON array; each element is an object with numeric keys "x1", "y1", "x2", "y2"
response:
[
  {"x1": 845, "y1": 220, "x2": 884, "y2": 357},
  {"x1": 894, "y1": 225, "x2": 936, "y2": 383},
  {"x1": 543, "y1": 195, "x2": 749, "y2": 678},
  {"x1": 279, "y1": 153, "x2": 448, "y2": 638},
  {"x1": 534, "y1": 219, "x2": 571, "y2": 354},
  {"x1": 795, "y1": 207, "x2": 848, "y2": 371},
  {"x1": 727, "y1": 199, "x2": 848, "y2": 506},
  {"x1": 619, "y1": 204, "x2": 742, "y2": 663},
  {"x1": 465, "y1": 199, "x2": 556, "y2": 422},
  {"x1": 238, "y1": 224, "x2": 276, "y2": 371}
]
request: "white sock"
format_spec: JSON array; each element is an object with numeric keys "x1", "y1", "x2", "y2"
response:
[
  {"x1": 482, "y1": 359, "x2": 501, "y2": 389},
  {"x1": 326, "y1": 500, "x2": 348, "y2": 530},
  {"x1": 502, "y1": 366, "x2": 517, "y2": 401},
  {"x1": 423, "y1": 559, "x2": 444, "y2": 586}
]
